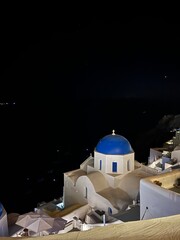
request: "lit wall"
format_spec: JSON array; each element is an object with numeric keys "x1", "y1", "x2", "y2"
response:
[{"x1": 140, "y1": 170, "x2": 180, "y2": 220}]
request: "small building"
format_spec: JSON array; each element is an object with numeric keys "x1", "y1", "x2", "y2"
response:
[{"x1": 148, "y1": 129, "x2": 180, "y2": 172}]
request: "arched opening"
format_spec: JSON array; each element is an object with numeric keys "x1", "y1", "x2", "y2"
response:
[{"x1": 108, "y1": 207, "x2": 112, "y2": 215}]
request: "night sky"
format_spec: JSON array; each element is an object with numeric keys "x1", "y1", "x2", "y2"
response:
[
  {"x1": 1, "y1": 11, "x2": 180, "y2": 100},
  {"x1": 1, "y1": 9, "x2": 180, "y2": 212}
]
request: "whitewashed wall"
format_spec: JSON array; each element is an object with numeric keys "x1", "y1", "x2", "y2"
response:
[
  {"x1": 0, "y1": 207, "x2": 8, "y2": 236},
  {"x1": 94, "y1": 151, "x2": 134, "y2": 175},
  {"x1": 140, "y1": 171, "x2": 180, "y2": 220},
  {"x1": 171, "y1": 150, "x2": 180, "y2": 162}
]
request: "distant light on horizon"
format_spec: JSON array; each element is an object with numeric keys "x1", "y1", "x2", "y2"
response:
[{"x1": 0, "y1": 102, "x2": 16, "y2": 106}]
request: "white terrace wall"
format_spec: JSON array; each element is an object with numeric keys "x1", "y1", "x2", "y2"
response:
[{"x1": 140, "y1": 170, "x2": 180, "y2": 220}]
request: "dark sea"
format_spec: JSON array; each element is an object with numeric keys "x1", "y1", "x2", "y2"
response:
[{"x1": 0, "y1": 97, "x2": 179, "y2": 214}]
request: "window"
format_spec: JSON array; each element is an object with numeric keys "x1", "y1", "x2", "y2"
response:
[
  {"x1": 85, "y1": 187, "x2": 87, "y2": 198},
  {"x1": 100, "y1": 160, "x2": 102, "y2": 170},
  {"x1": 108, "y1": 207, "x2": 112, "y2": 215},
  {"x1": 127, "y1": 160, "x2": 130, "y2": 171},
  {"x1": 112, "y1": 162, "x2": 117, "y2": 172}
]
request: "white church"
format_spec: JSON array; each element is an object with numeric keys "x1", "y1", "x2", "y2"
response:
[{"x1": 63, "y1": 130, "x2": 155, "y2": 219}]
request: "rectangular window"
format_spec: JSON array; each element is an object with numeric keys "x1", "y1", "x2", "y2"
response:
[
  {"x1": 112, "y1": 162, "x2": 117, "y2": 172},
  {"x1": 127, "y1": 160, "x2": 130, "y2": 171},
  {"x1": 100, "y1": 160, "x2": 102, "y2": 170},
  {"x1": 85, "y1": 187, "x2": 87, "y2": 198}
]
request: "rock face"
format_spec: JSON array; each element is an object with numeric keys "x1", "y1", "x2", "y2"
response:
[
  {"x1": 157, "y1": 114, "x2": 180, "y2": 131},
  {"x1": 134, "y1": 114, "x2": 180, "y2": 163}
]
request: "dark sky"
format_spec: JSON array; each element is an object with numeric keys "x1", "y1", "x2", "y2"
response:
[
  {"x1": 1, "y1": 9, "x2": 180, "y2": 163},
  {"x1": 1, "y1": 7, "x2": 180, "y2": 213},
  {"x1": 1, "y1": 10, "x2": 180, "y2": 102}
]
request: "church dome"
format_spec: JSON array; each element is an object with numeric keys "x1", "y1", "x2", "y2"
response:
[{"x1": 95, "y1": 130, "x2": 134, "y2": 155}]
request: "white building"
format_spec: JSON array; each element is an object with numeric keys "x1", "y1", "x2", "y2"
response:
[
  {"x1": 63, "y1": 130, "x2": 155, "y2": 222},
  {"x1": 140, "y1": 169, "x2": 180, "y2": 220},
  {"x1": 148, "y1": 129, "x2": 180, "y2": 172},
  {"x1": 0, "y1": 202, "x2": 8, "y2": 236}
]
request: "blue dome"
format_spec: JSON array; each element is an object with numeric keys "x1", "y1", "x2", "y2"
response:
[{"x1": 96, "y1": 131, "x2": 133, "y2": 155}]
